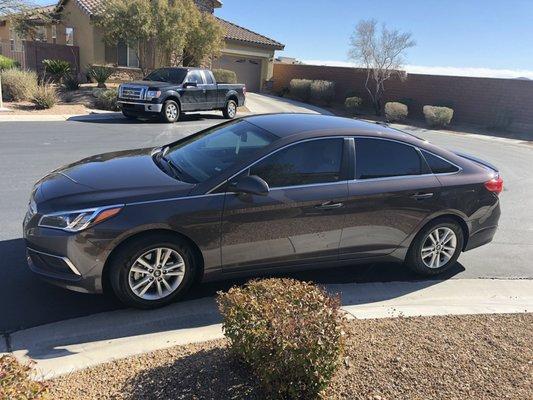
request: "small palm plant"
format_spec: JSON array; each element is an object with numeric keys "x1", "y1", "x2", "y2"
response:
[
  {"x1": 87, "y1": 65, "x2": 115, "y2": 88},
  {"x1": 42, "y1": 59, "x2": 71, "y2": 83}
]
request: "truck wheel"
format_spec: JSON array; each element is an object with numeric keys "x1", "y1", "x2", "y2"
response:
[
  {"x1": 161, "y1": 100, "x2": 180, "y2": 123},
  {"x1": 223, "y1": 99, "x2": 237, "y2": 119},
  {"x1": 122, "y1": 110, "x2": 137, "y2": 120}
]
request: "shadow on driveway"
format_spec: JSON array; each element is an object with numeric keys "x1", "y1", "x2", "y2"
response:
[{"x1": 66, "y1": 112, "x2": 228, "y2": 124}]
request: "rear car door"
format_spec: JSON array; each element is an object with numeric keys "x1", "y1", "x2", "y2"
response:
[
  {"x1": 181, "y1": 70, "x2": 207, "y2": 111},
  {"x1": 221, "y1": 138, "x2": 350, "y2": 272},
  {"x1": 339, "y1": 138, "x2": 442, "y2": 259}
]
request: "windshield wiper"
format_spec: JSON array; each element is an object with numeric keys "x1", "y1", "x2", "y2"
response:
[{"x1": 156, "y1": 146, "x2": 184, "y2": 180}]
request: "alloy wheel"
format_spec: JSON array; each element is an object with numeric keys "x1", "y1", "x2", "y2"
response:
[
  {"x1": 227, "y1": 101, "x2": 236, "y2": 118},
  {"x1": 128, "y1": 247, "x2": 186, "y2": 300},
  {"x1": 166, "y1": 104, "x2": 178, "y2": 120},
  {"x1": 421, "y1": 227, "x2": 457, "y2": 269}
]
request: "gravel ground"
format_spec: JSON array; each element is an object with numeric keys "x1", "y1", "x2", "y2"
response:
[{"x1": 50, "y1": 313, "x2": 532, "y2": 400}]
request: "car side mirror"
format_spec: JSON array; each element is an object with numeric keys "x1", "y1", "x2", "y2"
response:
[
  {"x1": 184, "y1": 82, "x2": 197, "y2": 88},
  {"x1": 230, "y1": 175, "x2": 269, "y2": 196}
]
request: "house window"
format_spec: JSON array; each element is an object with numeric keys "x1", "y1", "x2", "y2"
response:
[
  {"x1": 65, "y1": 27, "x2": 74, "y2": 46},
  {"x1": 117, "y1": 40, "x2": 139, "y2": 68},
  {"x1": 51, "y1": 25, "x2": 57, "y2": 44},
  {"x1": 35, "y1": 26, "x2": 47, "y2": 42},
  {"x1": 9, "y1": 27, "x2": 23, "y2": 52}
]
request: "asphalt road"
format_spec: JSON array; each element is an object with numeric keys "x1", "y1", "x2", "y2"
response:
[{"x1": 0, "y1": 114, "x2": 532, "y2": 333}]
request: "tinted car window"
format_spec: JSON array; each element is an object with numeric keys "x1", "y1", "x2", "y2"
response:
[
  {"x1": 421, "y1": 150, "x2": 459, "y2": 174},
  {"x1": 166, "y1": 120, "x2": 277, "y2": 183},
  {"x1": 203, "y1": 70, "x2": 214, "y2": 84},
  {"x1": 144, "y1": 68, "x2": 187, "y2": 84},
  {"x1": 186, "y1": 70, "x2": 204, "y2": 84},
  {"x1": 355, "y1": 138, "x2": 422, "y2": 179},
  {"x1": 250, "y1": 139, "x2": 343, "y2": 188}
]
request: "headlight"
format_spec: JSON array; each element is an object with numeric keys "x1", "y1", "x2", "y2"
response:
[
  {"x1": 39, "y1": 205, "x2": 123, "y2": 232},
  {"x1": 146, "y1": 90, "x2": 161, "y2": 100}
]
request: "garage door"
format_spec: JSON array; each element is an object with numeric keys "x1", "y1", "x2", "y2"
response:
[{"x1": 213, "y1": 55, "x2": 262, "y2": 92}]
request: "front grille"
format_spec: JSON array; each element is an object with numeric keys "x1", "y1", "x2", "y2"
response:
[{"x1": 119, "y1": 85, "x2": 146, "y2": 100}]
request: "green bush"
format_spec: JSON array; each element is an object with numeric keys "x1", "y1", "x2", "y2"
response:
[
  {"x1": 0, "y1": 55, "x2": 19, "y2": 71},
  {"x1": 385, "y1": 102, "x2": 408, "y2": 122},
  {"x1": 32, "y1": 84, "x2": 58, "y2": 109},
  {"x1": 42, "y1": 59, "x2": 71, "y2": 82},
  {"x1": 289, "y1": 78, "x2": 312, "y2": 102},
  {"x1": 345, "y1": 96, "x2": 363, "y2": 116},
  {"x1": 423, "y1": 105, "x2": 454, "y2": 128},
  {"x1": 87, "y1": 65, "x2": 114, "y2": 88},
  {"x1": 0, "y1": 355, "x2": 49, "y2": 399},
  {"x1": 94, "y1": 88, "x2": 119, "y2": 111},
  {"x1": 212, "y1": 68, "x2": 237, "y2": 84},
  {"x1": 0, "y1": 69, "x2": 38, "y2": 101},
  {"x1": 218, "y1": 278, "x2": 346, "y2": 400},
  {"x1": 310, "y1": 80, "x2": 336, "y2": 105},
  {"x1": 62, "y1": 74, "x2": 81, "y2": 91}
]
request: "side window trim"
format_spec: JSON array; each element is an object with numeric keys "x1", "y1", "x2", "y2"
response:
[
  {"x1": 351, "y1": 136, "x2": 462, "y2": 183},
  {"x1": 207, "y1": 136, "x2": 350, "y2": 194}
]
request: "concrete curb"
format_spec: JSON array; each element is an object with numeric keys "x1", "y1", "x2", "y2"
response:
[
  {"x1": 0, "y1": 110, "x2": 123, "y2": 122},
  {"x1": 4, "y1": 278, "x2": 532, "y2": 380}
]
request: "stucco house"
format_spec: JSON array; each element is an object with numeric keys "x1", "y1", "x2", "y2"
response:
[{"x1": 0, "y1": 0, "x2": 284, "y2": 92}]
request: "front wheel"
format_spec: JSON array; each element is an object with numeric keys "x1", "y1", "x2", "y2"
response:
[
  {"x1": 122, "y1": 110, "x2": 137, "y2": 120},
  {"x1": 405, "y1": 219, "x2": 464, "y2": 276},
  {"x1": 161, "y1": 100, "x2": 180, "y2": 123},
  {"x1": 222, "y1": 99, "x2": 238, "y2": 119},
  {"x1": 109, "y1": 234, "x2": 197, "y2": 309}
]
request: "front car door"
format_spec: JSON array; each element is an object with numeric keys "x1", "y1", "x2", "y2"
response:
[
  {"x1": 220, "y1": 137, "x2": 350, "y2": 272},
  {"x1": 339, "y1": 137, "x2": 443, "y2": 259},
  {"x1": 181, "y1": 70, "x2": 207, "y2": 111}
]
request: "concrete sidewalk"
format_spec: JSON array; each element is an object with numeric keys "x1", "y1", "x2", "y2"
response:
[
  {"x1": 0, "y1": 110, "x2": 123, "y2": 122},
  {"x1": 2, "y1": 278, "x2": 531, "y2": 380}
]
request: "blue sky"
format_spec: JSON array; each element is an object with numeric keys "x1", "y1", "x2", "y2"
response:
[{"x1": 35, "y1": 0, "x2": 533, "y2": 77}]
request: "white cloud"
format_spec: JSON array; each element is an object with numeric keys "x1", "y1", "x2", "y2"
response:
[{"x1": 300, "y1": 59, "x2": 533, "y2": 80}]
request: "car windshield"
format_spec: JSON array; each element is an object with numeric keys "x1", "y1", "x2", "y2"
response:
[
  {"x1": 144, "y1": 68, "x2": 187, "y2": 84},
  {"x1": 163, "y1": 120, "x2": 278, "y2": 183}
]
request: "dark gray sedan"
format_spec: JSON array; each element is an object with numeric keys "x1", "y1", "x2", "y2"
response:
[{"x1": 23, "y1": 114, "x2": 502, "y2": 308}]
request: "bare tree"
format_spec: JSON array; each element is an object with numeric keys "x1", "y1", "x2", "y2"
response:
[
  {"x1": 348, "y1": 19, "x2": 415, "y2": 115},
  {"x1": 0, "y1": 0, "x2": 32, "y2": 15}
]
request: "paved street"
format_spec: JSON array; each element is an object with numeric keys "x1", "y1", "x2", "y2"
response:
[{"x1": 0, "y1": 108, "x2": 532, "y2": 333}]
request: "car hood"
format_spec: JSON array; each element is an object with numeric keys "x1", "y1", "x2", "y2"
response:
[{"x1": 34, "y1": 148, "x2": 194, "y2": 213}]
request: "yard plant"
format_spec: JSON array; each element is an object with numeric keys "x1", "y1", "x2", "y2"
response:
[
  {"x1": 310, "y1": 80, "x2": 336, "y2": 105},
  {"x1": 218, "y1": 278, "x2": 346, "y2": 399},
  {"x1": 95, "y1": 88, "x2": 119, "y2": 111},
  {"x1": 0, "y1": 355, "x2": 48, "y2": 399},
  {"x1": 345, "y1": 96, "x2": 363, "y2": 115},
  {"x1": 87, "y1": 65, "x2": 114, "y2": 88},
  {"x1": 42, "y1": 59, "x2": 71, "y2": 83},
  {"x1": 212, "y1": 68, "x2": 237, "y2": 84},
  {"x1": 289, "y1": 78, "x2": 312, "y2": 102},
  {"x1": 32, "y1": 83, "x2": 58, "y2": 109},
  {"x1": 0, "y1": 68, "x2": 38, "y2": 101},
  {"x1": 423, "y1": 105, "x2": 454, "y2": 128},
  {"x1": 0, "y1": 55, "x2": 19, "y2": 71},
  {"x1": 385, "y1": 101, "x2": 408, "y2": 122}
]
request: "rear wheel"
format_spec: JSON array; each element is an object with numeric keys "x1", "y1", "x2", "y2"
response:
[
  {"x1": 109, "y1": 234, "x2": 197, "y2": 309},
  {"x1": 405, "y1": 219, "x2": 464, "y2": 275},
  {"x1": 223, "y1": 99, "x2": 237, "y2": 119},
  {"x1": 161, "y1": 100, "x2": 180, "y2": 123}
]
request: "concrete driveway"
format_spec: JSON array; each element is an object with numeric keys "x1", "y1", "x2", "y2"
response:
[
  {"x1": 245, "y1": 92, "x2": 333, "y2": 115},
  {"x1": 0, "y1": 96, "x2": 531, "y2": 335}
]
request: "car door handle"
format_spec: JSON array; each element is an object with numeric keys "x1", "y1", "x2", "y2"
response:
[
  {"x1": 410, "y1": 192, "x2": 434, "y2": 200},
  {"x1": 315, "y1": 201, "x2": 344, "y2": 210}
]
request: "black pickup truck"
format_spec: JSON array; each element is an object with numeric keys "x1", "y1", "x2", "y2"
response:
[{"x1": 118, "y1": 67, "x2": 246, "y2": 123}]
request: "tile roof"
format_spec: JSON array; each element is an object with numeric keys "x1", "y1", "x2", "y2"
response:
[{"x1": 57, "y1": 0, "x2": 284, "y2": 50}]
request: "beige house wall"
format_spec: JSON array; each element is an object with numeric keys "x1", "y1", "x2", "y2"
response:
[
  {"x1": 60, "y1": 0, "x2": 94, "y2": 70},
  {"x1": 0, "y1": 19, "x2": 67, "y2": 45}
]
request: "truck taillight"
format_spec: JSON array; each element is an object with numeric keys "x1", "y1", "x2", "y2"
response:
[{"x1": 484, "y1": 175, "x2": 503, "y2": 194}]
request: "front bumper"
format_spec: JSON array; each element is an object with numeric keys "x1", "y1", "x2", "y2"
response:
[{"x1": 119, "y1": 101, "x2": 162, "y2": 113}]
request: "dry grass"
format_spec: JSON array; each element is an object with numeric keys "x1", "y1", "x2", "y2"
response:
[{"x1": 48, "y1": 313, "x2": 532, "y2": 400}]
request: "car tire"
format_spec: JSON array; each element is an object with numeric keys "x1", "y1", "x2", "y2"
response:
[
  {"x1": 222, "y1": 99, "x2": 238, "y2": 119},
  {"x1": 161, "y1": 100, "x2": 180, "y2": 123},
  {"x1": 122, "y1": 110, "x2": 137, "y2": 120},
  {"x1": 404, "y1": 218, "x2": 464, "y2": 276},
  {"x1": 109, "y1": 233, "x2": 197, "y2": 309}
]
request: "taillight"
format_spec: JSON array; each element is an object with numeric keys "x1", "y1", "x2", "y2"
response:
[{"x1": 484, "y1": 175, "x2": 503, "y2": 194}]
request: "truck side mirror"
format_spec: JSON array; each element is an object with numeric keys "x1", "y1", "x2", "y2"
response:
[{"x1": 184, "y1": 82, "x2": 197, "y2": 88}]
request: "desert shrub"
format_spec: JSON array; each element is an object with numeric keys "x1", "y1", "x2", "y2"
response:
[
  {"x1": 32, "y1": 84, "x2": 58, "y2": 109},
  {"x1": 218, "y1": 278, "x2": 346, "y2": 399},
  {"x1": 94, "y1": 88, "x2": 119, "y2": 111},
  {"x1": 423, "y1": 105, "x2": 454, "y2": 128},
  {"x1": 62, "y1": 74, "x2": 81, "y2": 91},
  {"x1": 310, "y1": 80, "x2": 336, "y2": 105},
  {"x1": 0, "y1": 55, "x2": 19, "y2": 70},
  {"x1": 385, "y1": 102, "x2": 408, "y2": 122},
  {"x1": 345, "y1": 96, "x2": 363, "y2": 115},
  {"x1": 0, "y1": 355, "x2": 49, "y2": 399},
  {"x1": 289, "y1": 78, "x2": 312, "y2": 102},
  {"x1": 0, "y1": 69, "x2": 38, "y2": 101},
  {"x1": 42, "y1": 59, "x2": 71, "y2": 82},
  {"x1": 87, "y1": 65, "x2": 114, "y2": 88},
  {"x1": 212, "y1": 68, "x2": 237, "y2": 84}
]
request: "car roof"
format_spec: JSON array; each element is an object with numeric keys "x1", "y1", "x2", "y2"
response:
[{"x1": 242, "y1": 113, "x2": 426, "y2": 145}]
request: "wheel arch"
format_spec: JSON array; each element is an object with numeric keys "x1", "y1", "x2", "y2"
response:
[
  {"x1": 413, "y1": 213, "x2": 470, "y2": 251},
  {"x1": 101, "y1": 228, "x2": 204, "y2": 294},
  {"x1": 162, "y1": 93, "x2": 182, "y2": 108}
]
